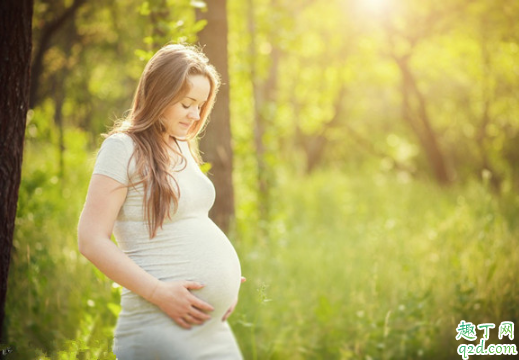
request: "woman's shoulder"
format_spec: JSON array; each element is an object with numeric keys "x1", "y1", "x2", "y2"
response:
[
  {"x1": 101, "y1": 132, "x2": 135, "y2": 154},
  {"x1": 93, "y1": 132, "x2": 135, "y2": 184},
  {"x1": 105, "y1": 132, "x2": 134, "y2": 145}
]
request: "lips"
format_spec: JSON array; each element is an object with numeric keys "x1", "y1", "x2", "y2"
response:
[{"x1": 180, "y1": 122, "x2": 191, "y2": 127}]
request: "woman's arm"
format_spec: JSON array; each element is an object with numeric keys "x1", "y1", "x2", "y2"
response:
[{"x1": 77, "y1": 174, "x2": 214, "y2": 329}]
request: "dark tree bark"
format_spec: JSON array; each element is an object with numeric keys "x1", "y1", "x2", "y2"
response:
[
  {"x1": 0, "y1": 0, "x2": 34, "y2": 342},
  {"x1": 196, "y1": 0, "x2": 235, "y2": 234}
]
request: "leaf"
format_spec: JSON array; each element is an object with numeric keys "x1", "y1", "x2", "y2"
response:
[
  {"x1": 199, "y1": 162, "x2": 212, "y2": 174},
  {"x1": 138, "y1": 1, "x2": 151, "y2": 16}
]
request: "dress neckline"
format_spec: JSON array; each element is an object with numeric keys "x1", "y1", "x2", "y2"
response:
[{"x1": 171, "y1": 136, "x2": 184, "y2": 154}]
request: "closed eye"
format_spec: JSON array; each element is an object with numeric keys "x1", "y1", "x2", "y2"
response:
[{"x1": 182, "y1": 104, "x2": 203, "y2": 110}]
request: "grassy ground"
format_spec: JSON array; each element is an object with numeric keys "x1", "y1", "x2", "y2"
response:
[
  {"x1": 4, "y1": 137, "x2": 519, "y2": 359},
  {"x1": 234, "y1": 168, "x2": 519, "y2": 359}
]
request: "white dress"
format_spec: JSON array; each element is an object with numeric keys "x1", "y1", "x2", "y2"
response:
[{"x1": 92, "y1": 133, "x2": 243, "y2": 360}]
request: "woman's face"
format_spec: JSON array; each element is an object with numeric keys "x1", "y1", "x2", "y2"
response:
[{"x1": 161, "y1": 74, "x2": 211, "y2": 139}]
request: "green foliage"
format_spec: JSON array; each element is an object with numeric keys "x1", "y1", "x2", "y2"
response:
[
  {"x1": 228, "y1": 0, "x2": 519, "y2": 187},
  {"x1": 5, "y1": 129, "x2": 120, "y2": 359},
  {"x1": 32, "y1": 0, "x2": 208, "y2": 140},
  {"x1": 7, "y1": 0, "x2": 519, "y2": 358},
  {"x1": 6, "y1": 130, "x2": 519, "y2": 359},
  {"x1": 231, "y1": 167, "x2": 519, "y2": 359}
]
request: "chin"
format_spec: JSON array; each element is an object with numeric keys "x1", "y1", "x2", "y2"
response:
[{"x1": 170, "y1": 131, "x2": 188, "y2": 139}]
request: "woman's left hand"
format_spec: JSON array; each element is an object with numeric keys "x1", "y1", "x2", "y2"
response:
[{"x1": 222, "y1": 277, "x2": 246, "y2": 321}]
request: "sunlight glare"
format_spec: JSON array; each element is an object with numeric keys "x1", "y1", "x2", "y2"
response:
[{"x1": 360, "y1": 0, "x2": 391, "y2": 14}]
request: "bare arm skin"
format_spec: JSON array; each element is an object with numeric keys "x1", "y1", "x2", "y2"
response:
[{"x1": 77, "y1": 174, "x2": 214, "y2": 329}]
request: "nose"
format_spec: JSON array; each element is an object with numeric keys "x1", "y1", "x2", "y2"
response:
[{"x1": 188, "y1": 107, "x2": 201, "y2": 121}]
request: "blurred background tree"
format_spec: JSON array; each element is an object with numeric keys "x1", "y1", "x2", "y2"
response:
[{"x1": 196, "y1": 0, "x2": 235, "y2": 234}]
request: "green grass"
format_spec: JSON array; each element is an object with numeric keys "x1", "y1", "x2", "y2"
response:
[
  {"x1": 5, "y1": 131, "x2": 118, "y2": 360},
  {"x1": 4, "y1": 135, "x2": 519, "y2": 359},
  {"x1": 233, "y1": 169, "x2": 519, "y2": 359}
]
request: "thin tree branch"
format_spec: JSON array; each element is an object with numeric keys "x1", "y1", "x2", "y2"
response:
[{"x1": 29, "y1": 0, "x2": 87, "y2": 108}]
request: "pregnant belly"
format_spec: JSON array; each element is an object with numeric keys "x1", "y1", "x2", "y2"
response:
[
  {"x1": 184, "y1": 222, "x2": 242, "y2": 319},
  {"x1": 117, "y1": 217, "x2": 242, "y2": 320}
]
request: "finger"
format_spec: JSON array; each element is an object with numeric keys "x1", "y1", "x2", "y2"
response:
[
  {"x1": 185, "y1": 313, "x2": 203, "y2": 325},
  {"x1": 189, "y1": 307, "x2": 212, "y2": 321},
  {"x1": 222, "y1": 303, "x2": 236, "y2": 321},
  {"x1": 190, "y1": 296, "x2": 215, "y2": 312},
  {"x1": 175, "y1": 317, "x2": 192, "y2": 330},
  {"x1": 184, "y1": 281, "x2": 205, "y2": 290},
  {"x1": 241, "y1": 277, "x2": 246, "y2": 283},
  {"x1": 222, "y1": 310, "x2": 230, "y2": 322}
]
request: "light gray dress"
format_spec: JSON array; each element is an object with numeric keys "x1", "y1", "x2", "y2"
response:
[{"x1": 92, "y1": 133, "x2": 243, "y2": 360}]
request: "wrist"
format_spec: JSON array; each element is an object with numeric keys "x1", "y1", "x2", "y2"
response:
[{"x1": 145, "y1": 278, "x2": 161, "y2": 303}]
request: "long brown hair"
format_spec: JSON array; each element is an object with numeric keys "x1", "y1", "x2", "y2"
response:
[{"x1": 108, "y1": 43, "x2": 220, "y2": 238}]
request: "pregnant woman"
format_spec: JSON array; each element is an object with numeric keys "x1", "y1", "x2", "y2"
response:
[{"x1": 77, "y1": 44, "x2": 244, "y2": 359}]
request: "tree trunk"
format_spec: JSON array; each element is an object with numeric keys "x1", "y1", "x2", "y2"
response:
[
  {"x1": 475, "y1": 37, "x2": 501, "y2": 191},
  {"x1": 299, "y1": 85, "x2": 347, "y2": 173},
  {"x1": 396, "y1": 55, "x2": 451, "y2": 185},
  {"x1": 29, "y1": 0, "x2": 86, "y2": 109},
  {"x1": 196, "y1": 0, "x2": 235, "y2": 235},
  {"x1": 53, "y1": 76, "x2": 66, "y2": 180},
  {"x1": 0, "y1": 0, "x2": 34, "y2": 342},
  {"x1": 52, "y1": 18, "x2": 77, "y2": 181},
  {"x1": 246, "y1": 0, "x2": 268, "y2": 219},
  {"x1": 246, "y1": 0, "x2": 280, "y2": 231}
]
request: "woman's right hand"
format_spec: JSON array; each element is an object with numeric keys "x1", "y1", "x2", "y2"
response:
[{"x1": 146, "y1": 280, "x2": 214, "y2": 329}]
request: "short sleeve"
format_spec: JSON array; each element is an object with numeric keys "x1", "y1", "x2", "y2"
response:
[{"x1": 93, "y1": 134, "x2": 134, "y2": 185}]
